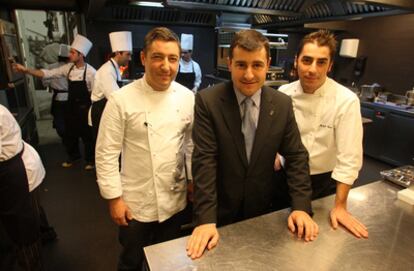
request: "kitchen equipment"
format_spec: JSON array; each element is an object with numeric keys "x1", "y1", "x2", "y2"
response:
[
  {"x1": 406, "y1": 89, "x2": 414, "y2": 105},
  {"x1": 381, "y1": 165, "x2": 414, "y2": 187},
  {"x1": 360, "y1": 85, "x2": 376, "y2": 102}
]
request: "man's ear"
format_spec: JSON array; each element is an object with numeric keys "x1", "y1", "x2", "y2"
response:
[
  {"x1": 328, "y1": 61, "x2": 333, "y2": 73},
  {"x1": 140, "y1": 51, "x2": 145, "y2": 66},
  {"x1": 294, "y1": 56, "x2": 298, "y2": 69},
  {"x1": 227, "y1": 57, "x2": 232, "y2": 72}
]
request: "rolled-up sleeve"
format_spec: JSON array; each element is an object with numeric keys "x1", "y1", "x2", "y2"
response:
[
  {"x1": 332, "y1": 97, "x2": 363, "y2": 185},
  {"x1": 95, "y1": 95, "x2": 125, "y2": 199},
  {"x1": 41, "y1": 63, "x2": 70, "y2": 79}
]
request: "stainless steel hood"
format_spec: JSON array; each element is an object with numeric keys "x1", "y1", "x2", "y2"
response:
[{"x1": 1, "y1": 0, "x2": 413, "y2": 26}]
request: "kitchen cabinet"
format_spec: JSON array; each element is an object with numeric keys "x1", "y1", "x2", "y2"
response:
[{"x1": 361, "y1": 102, "x2": 414, "y2": 166}]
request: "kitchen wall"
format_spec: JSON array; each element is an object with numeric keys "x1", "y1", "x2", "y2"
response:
[{"x1": 86, "y1": 21, "x2": 216, "y2": 88}]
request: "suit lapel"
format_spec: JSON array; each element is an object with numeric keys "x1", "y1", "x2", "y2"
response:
[
  {"x1": 220, "y1": 83, "x2": 248, "y2": 167},
  {"x1": 249, "y1": 87, "x2": 278, "y2": 169}
]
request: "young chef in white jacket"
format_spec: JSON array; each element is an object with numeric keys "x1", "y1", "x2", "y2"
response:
[
  {"x1": 175, "y1": 33, "x2": 202, "y2": 92},
  {"x1": 0, "y1": 104, "x2": 45, "y2": 270},
  {"x1": 13, "y1": 34, "x2": 97, "y2": 170},
  {"x1": 277, "y1": 30, "x2": 368, "y2": 239},
  {"x1": 90, "y1": 31, "x2": 132, "y2": 140},
  {"x1": 95, "y1": 27, "x2": 194, "y2": 270}
]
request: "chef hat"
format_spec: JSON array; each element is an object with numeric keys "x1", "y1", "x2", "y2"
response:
[
  {"x1": 109, "y1": 31, "x2": 132, "y2": 52},
  {"x1": 58, "y1": 44, "x2": 70, "y2": 57},
  {"x1": 71, "y1": 34, "x2": 93, "y2": 57},
  {"x1": 180, "y1": 33, "x2": 193, "y2": 51}
]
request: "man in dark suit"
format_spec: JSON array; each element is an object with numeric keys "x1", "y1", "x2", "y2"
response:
[{"x1": 186, "y1": 30, "x2": 318, "y2": 259}]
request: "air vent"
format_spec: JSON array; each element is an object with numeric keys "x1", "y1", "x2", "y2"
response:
[
  {"x1": 345, "y1": 2, "x2": 389, "y2": 15},
  {"x1": 112, "y1": 6, "x2": 145, "y2": 20}
]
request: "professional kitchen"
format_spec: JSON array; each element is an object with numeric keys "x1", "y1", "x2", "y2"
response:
[{"x1": 0, "y1": 1, "x2": 413, "y2": 271}]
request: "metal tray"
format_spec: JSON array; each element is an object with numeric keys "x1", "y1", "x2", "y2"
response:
[{"x1": 380, "y1": 165, "x2": 414, "y2": 187}]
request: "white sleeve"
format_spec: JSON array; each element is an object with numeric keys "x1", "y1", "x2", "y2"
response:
[
  {"x1": 86, "y1": 65, "x2": 96, "y2": 93},
  {"x1": 95, "y1": 95, "x2": 125, "y2": 199},
  {"x1": 332, "y1": 97, "x2": 363, "y2": 185},
  {"x1": 41, "y1": 63, "x2": 70, "y2": 79},
  {"x1": 103, "y1": 69, "x2": 120, "y2": 99},
  {"x1": 193, "y1": 61, "x2": 202, "y2": 90},
  {"x1": 183, "y1": 95, "x2": 195, "y2": 180}
]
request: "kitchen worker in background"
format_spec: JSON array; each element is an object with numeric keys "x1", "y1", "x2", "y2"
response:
[
  {"x1": 187, "y1": 29, "x2": 317, "y2": 260},
  {"x1": 276, "y1": 30, "x2": 368, "y2": 239},
  {"x1": 90, "y1": 31, "x2": 132, "y2": 140},
  {"x1": 0, "y1": 104, "x2": 45, "y2": 270},
  {"x1": 42, "y1": 43, "x2": 70, "y2": 140},
  {"x1": 13, "y1": 34, "x2": 97, "y2": 171},
  {"x1": 175, "y1": 33, "x2": 202, "y2": 93},
  {"x1": 95, "y1": 27, "x2": 194, "y2": 270}
]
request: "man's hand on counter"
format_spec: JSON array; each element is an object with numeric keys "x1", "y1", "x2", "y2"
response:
[
  {"x1": 288, "y1": 210, "x2": 319, "y2": 242},
  {"x1": 330, "y1": 206, "x2": 369, "y2": 238},
  {"x1": 331, "y1": 182, "x2": 369, "y2": 239},
  {"x1": 186, "y1": 223, "x2": 219, "y2": 259}
]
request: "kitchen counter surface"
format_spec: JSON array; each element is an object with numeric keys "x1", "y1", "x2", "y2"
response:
[{"x1": 144, "y1": 181, "x2": 414, "y2": 271}]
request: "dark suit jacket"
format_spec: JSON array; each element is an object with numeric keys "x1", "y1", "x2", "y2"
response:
[{"x1": 192, "y1": 81, "x2": 312, "y2": 226}]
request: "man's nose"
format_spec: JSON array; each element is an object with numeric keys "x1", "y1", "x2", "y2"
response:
[
  {"x1": 308, "y1": 61, "x2": 317, "y2": 73},
  {"x1": 244, "y1": 67, "x2": 254, "y2": 81},
  {"x1": 160, "y1": 57, "x2": 170, "y2": 71}
]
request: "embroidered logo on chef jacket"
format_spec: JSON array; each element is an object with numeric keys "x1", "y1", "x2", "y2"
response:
[{"x1": 319, "y1": 124, "x2": 333, "y2": 129}]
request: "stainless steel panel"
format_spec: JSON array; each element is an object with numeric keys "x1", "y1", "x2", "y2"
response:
[{"x1": 145, "y1": 181, "x2": 414, "y2": 271}]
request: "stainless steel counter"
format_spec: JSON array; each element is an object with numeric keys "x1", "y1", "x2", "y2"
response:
[{"x1": 144, "y1": 181, "x2": 414, "y2": 271}]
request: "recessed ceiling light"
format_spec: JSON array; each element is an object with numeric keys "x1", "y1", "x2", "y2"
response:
[{"x1": 130, "y1": 1, "x2": 164, "y2": 8}]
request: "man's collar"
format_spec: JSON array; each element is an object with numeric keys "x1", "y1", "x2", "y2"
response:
[{"x1": 233, "y1": 87, "x2": 262, "y2": 107}]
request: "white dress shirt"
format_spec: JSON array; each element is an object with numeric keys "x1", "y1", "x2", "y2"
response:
[
  {"x1": 96, "y1": 76, "x2": 195, "y2": 223},
  {"x1": 179, "y1": 58, "x2": 202, "y2": 91},
  {"x1": 42, "y1": 62, "x2": 96, "y2": 93},
  {"x1": 279, "y1": 78, "x2": 363, "y2": 185},
  {"x1": 42, "y1": 61, "x2": 69, "y2": 101},
  {"x1": 0, "y1": 105, "x2": 45, "y2": 192},
  {"x1": 91, "y1": 59, "x2": 121, "y2": 102}
]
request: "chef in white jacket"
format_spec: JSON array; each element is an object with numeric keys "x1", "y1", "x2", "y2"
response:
[
  {"x1": 95, "y1": 27, "x2": 194, "y2": 270},
  {"x1": 0, "y1": 104, "x2": 45, "y2": 270},
  {"x1": 13, "y1": 34, "x2": 97, "y2": 170},
  {"x1": 90, "y1": 31, "x2": 132, "y2": 140},
  {"x1": 276, "y1": 30, "x2": 368, "y2": 239},
  {"x1": 175, "y1": 33, "x2": 202, "y2": 92}
]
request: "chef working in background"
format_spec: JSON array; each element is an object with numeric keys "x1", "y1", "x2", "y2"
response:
[
  {"x1": 13, "y1": 34, "x2": 97, "y2": 171},
  {"x1": 90, "y1": 31, "x2": 132, "y2": 140},
  {"x1": 175, "y1": 33, "x2": 202, "y2": 93}
]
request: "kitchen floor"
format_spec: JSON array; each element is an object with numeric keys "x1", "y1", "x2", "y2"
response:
[{"x1": 36, "y1": 119, "x2": 393, "y2": 271}]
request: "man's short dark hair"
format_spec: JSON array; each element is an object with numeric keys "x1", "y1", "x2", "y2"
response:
[
  {"x1": 229, "y1": 29, "x2": 270, "y2": 60},
  {"x1": 297, "y1": 30, "x2": 337, "y2": 61},
  {"x1": 143, "y1": 27, "x2": 180, "y2": 55}
]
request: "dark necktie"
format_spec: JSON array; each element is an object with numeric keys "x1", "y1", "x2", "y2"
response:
[{"x1": 242, "y1": 97, "x2": 256, "y2": 163}]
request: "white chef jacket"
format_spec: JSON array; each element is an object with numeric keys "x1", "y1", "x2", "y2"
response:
[
  {"x1": 42, "y1": 61, "x2": 69, "y2": 101},
  {"x1": 91, "y1": 59, "x2": 121, "y2": 102},
  {"x1": 42, "y1": 62, "x2": 96, "y2": 93},
  {"x1": 179, "y1": 58, "x2": 202, "y2": 91},
  {"x1": 279, "y1": 78, "x2": 363, "y2": 185},
  {"x1": 96, "y1": 75, "x2": 195, "y2": 223},
  {"x1": 0, "y1": 105, "x2": 45, "y2": 192}
]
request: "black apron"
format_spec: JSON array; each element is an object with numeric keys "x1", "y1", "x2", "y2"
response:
[
  {"x1": 0, "y1": 145, "x2": 39, "y2": 245},
  {"x1": 175, "y1": 61, "x2": 196, "y2": 90},
  {"x1": 91, "y1": 60, "x2": 122, "y2": 139},
  {"x1": 64, "y1": 64, "x2": 94, "y2": 162},
  {"x1": 50, "y1": 88, "x2": 68, "y2": 115}
]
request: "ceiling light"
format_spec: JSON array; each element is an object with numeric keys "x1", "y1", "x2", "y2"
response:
[{"x1": 130, "y1": 1, "x2": 164, "y2": 8}]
